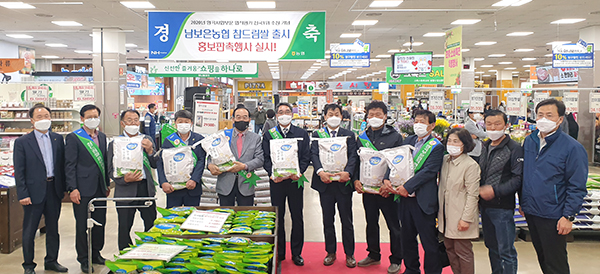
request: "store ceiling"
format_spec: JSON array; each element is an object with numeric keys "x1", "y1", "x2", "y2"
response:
[{"x1": 1, "y1": 0, "x2": 599, "y2": 81}]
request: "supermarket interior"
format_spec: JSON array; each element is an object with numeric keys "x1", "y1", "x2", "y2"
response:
[{"x1": 1, "y1": 0, "x2": 600, "y2": 273}]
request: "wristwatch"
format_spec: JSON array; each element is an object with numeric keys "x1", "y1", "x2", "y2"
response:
[{"x1": 565, "y1": 215, "x2": 576, "y2": 222}]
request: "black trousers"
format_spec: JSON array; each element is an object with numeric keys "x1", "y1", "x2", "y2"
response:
[
  {"x1": 72, "y1": 187, "x2": 106, "y2": 264},
  {"x1": 166, "y1": 189, "x2": 201, "y2": 208},
  {"x1": 362, "y1": 193, "x2": 403, "y2": 264},
  {"x1": 399, "y1": 197, "x2": 441, "y2": 274},
  {"x1": 525, "y1": 214, "x2": 570, "y2": 274},
  {"x1": 116, "y1": 179, "x2": 157, "y2": 250},
  {"x1": 270, "y1": 179, "x2": 304, "y2": 258},
  {"x1": 22, "y1": 179, "x2": 61, "y2": 270},
  {"x1": 219, "y1": 178, "x2": 255, "y2": 206},
  {"x1": 319, "y1": 183, "x2": 355, "y2": 256}
]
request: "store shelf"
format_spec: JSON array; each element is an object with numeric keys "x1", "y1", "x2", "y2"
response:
[
  {"x1": 0, "y1": 119, "x2": 78, "y2": 122},
  {"x1": 0, "y1": 108, "x2": 76, "y2": 111}
]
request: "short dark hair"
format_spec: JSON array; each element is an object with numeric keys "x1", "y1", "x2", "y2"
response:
[
  {"x1": 323, "y1": 103, "x2": 342, "y2": 115},
  {"x1": 365, "y1": 100, "x2": 387, "y2": 116},
  {"x1": 446, "y1": 128, "x2": 475, "y2": 154},
  {"x1": 148, "y1": 103, "x2": 156, "y2": 110},
  {"x1": 120, "y1": 109, "x2": 140, "y2": 120},
  {"x1": 233, "y1": 106, "x2": 250, "y2": 117},
  {"x1": 80, "y1": 104, "x2": 101, "y2": 118},
  {"x1": 414, "y1": 109, "x2": 436, "y2": 124},
  {"x1": 174, "y1": 110, "x2": 193, "y2": 121},
  {"x1": 29, "y1": 103, "x2": 51, "y2": 118},
  {"x1": 277, "y1": 102, "x2": 293, "y2": 113},
  {"x1": 536, "y1": 98, "x2": 565, "y2": 117},
  {"x1": 484, "y1": 109, "x2": 508, "y2": 124},
  {"x1": 266, "y1": 109, "x2": 275, "y2": 118}
]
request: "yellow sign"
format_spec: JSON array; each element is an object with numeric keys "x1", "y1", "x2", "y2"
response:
[
  {"x1": 238, "y1": 81, "x2": 272, "y2": 91},
  {"x1": 444, "y1": 26, "x2": 462, "y2": 87}
]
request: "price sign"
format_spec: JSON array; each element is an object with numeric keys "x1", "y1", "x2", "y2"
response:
[
  {"x1": 119, "y1": 244, "x2": 187, "y2": 261},
  {"x1": 73, "y1": 85, "x2": 95, "y2": 101},
  {"x1": 563, "y1": 92, "x2": 579, "y2": 113},
  {"x1": 428, "y1": 91, "x2": 445, "y2": 112},
  {"x1": 469, "y1": 92, "x2": 485, "y2": 112},
  {"x1": 506, "y1": 92, "x2": 522, "y2": 116},
  {"x1": 180, "y1": 210, "x2": 230, "y2": 232},
  {"x1": 590, "y1": 93, "x2": 600, "y2": 113},
  {"x1": 26, "y1": 85, "x2": 49, "y2": 102},
  {"x1": 533, "y1": 92, "x2": 550, "y2": 109}
]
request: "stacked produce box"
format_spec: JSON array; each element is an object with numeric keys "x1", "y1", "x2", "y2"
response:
[{"x1": 201, "y1": 169, "x2": 272, "y2": 206}]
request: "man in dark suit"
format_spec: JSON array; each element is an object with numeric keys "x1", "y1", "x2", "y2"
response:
[
  {"x1": 144, "y1": 103, "x2": 157, "y2": 140},
  {"x1": 311, "y1": 103, "x2": 359, "y2": 268},
  {"x1": 65, "y1": 104, "x2": 110, "y2": 273},
  {"x1": 393, "y1": 109, "x2": 444, "y2": 274},
  {"x1": 262, "y1": 102, "x2": 310, "y2": 266},
  {"x1": 14, "y1": 104, "x2": 68, "y2": 274},
  {"x1": 108, "y1": 109, "x2": 159, "y2": 250},
  {"x1": 157, "y1": 110, "x2": 206, "y2": 208}
]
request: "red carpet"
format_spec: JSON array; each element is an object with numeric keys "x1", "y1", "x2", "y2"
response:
[{"x1": 280, "y1": 242, "x2": 454, "y2": 273}]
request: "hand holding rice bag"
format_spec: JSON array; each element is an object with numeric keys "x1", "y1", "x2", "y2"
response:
[
  {"x1": 113, "y1": 136, "x2": 145, "y2": 177},
  {"x1": 381, "y1": 145, "x2": 415, "y2": 187},
  {"x1": 358, "y1": 147, "x2": 388, "y2": 194},
  {"x1": 269, "y1": 138, "x2": 300, "y2": 178},
  {"x1": 161, "y1": 146, "x2": 195, "y2": 189},
  {"x1": 318, "y1": 137, "x2": 348, "y2": 176},
  {"x1": 200, "y1": 131, "x2": 236, "y2": 172}
]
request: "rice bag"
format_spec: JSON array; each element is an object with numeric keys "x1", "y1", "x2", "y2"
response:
[
  {"x1": 381, "y1": 145, "x2": 415, "y2": 187},
  {"x1": 149, "y1": 223, "x2": 182, "y2": 235},
  {"x1": 105, "y1": 260, "x2": 138, "y2": 274},
  {"x1": 134, "y1": 260, "x2": 165, "y2": 271},
  {"x1": 185, "y1": 263, "x2": 217, "y2": 274},
  {"x1": 157, "y1": 207, "x2": 195, "y2": 217},
  {"x1": 162, "y1": 146, "x2": 195, "y2": 190},
  {"x1": 228, "y1": 226, "x2": 252, "y2": 235},
  {"x1": 318, "y1": 137, "x2": 348, "y2": 178},
  {"x1": 113, "y1": 136, "x2": 145, "y2": 177},
  {"x1": 223, "y1": 237, "x2": 252, "y2": 246},
  {"x1": 358, "y1": 147, "x2": 388, "y2": 194},
  {"x1": 269, "y1": 138, "x2": 300, "y2": 178},
  {"x1": 154, "y1": 214, "x2": 187, "y2": 225},
  {"x1": 200, "y1": 131, "x2": 236, "y2": 172},
  {"x1": 157, "y1": 266, "x2": 191, "y2": 273}
]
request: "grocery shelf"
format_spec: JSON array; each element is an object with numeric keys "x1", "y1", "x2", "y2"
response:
[{"x1": 0, "y1": 108, "x2": 76, "y2": 111}]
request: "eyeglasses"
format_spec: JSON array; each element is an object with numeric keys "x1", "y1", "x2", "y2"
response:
[
  {"x1": 235, "y1": 115, "x2": 249, "y2": 120},
  {"x1": 277, "y1": 110, "x2": 292, "y2": 115},
  {"x1": 122, "y1": 119, "x2": 138, "y2": 125}
]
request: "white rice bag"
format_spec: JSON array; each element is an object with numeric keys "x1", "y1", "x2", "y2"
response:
[
  {"x1": 358, "y1": 147, "x2": 388, "y2": 194},
  {"x1": 161, "y1": 146, "x2": 194, "y2": 190},
  {"x1": 112, "y1": 136, "x2": 144, "y2": 178},
  {"x1": 200, "y1": 131, "x2": 236, "y2": 172},
  {"x1": 381, "y1": 145, "x2": 415, "y2": 187},
  {"x1": 318, "y1": 137, "x2": 348, "y2": 180},
  {"x1": 269, "y1": 138, "x2": 300, "y2": 178}
]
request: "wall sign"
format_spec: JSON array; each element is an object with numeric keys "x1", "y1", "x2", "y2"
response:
[
  {"x1": 552, "y1": 40, "x2": 594, "y2": 68},
  {"x1": 428, "y1": 91, "x2": 445, "y2": 112},
  {"x1": 238, "y1": 81, "x2": 272, "y2": 91},
  {"x1": 26, "y1": 85, "x2": 49, "y2": 102},
  {"x1": 563, "y1": 92, "x2": 579, "y2": 113},
  {"x1": 73, "y1": 85, "x2": 95, "y2": 102},
  {"x1": 386, "y1": 67, "x2": 444, "y2": 85},
  {"x1": 193, "y1": 100, "x2": 220, "y2": 135},
  {"x1": 149, "y1": 62, "x2": 258, "y2": 78}
]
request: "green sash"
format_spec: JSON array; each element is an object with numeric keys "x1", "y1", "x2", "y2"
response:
[
  {"x1": 268, "y1": 126, "x2": 308, "y2": 188},
  {"x1": 74, "y1": 128, "x2": 107, "y2": 191},
  {"x1": 413, "y1": 137, "x2": 441, "y2": 172},
  {"x1": 161, "y1": 124, "x2": 178, "y2": 145},
  {"x1": 223, "y1": 129, "x2": 260, "y2": 189},
  {"x1": 358, "y1": 131, "x2": 377, "y2": 150}
]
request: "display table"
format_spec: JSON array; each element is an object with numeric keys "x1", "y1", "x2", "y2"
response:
[{"x1": 0, "y1": 186, "x2": 45, "y2": 254}]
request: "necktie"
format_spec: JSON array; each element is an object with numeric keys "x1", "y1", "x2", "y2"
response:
[
  {"x1": 237, "y1": 133, "x2": 243, "y2": 158},
  {"x1": 331, "y1": 130, "x2": 337, "y2": 137},
  {"x1": 282, "y1": 128, "x2": 289, "y2": 136}
]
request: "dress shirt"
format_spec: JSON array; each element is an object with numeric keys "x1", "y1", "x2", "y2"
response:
[{"x1": 34, "y1": 130, "x2": 54, "y2": 177}]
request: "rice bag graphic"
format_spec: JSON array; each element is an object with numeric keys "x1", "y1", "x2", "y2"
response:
[
  {"x1": 161, "y1": 146, "x2": 194, "y2": 190},
  {"x1": 358, "y1": 147, "x2": 388, "y2": 194},
  {"x1": 113, "y1": 136, "x2": 145, "y2": 177},
  {"x1": 269, "y1": 138, "x2": 300, "y2": 178}
]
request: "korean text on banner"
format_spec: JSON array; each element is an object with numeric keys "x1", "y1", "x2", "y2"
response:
[
  {"x1": 428, "y1": 91, "x2": 445, "y2": 112},
  {"x1": 149, "y1": 62, "x2": 258, "y2": 78},
  {"x1": 533, "y1": 92, "x2": 549, "y2": 109},
  {"x1": 180, "y1": 210, "x2": 230, "y2": 233},
  {"x1": 73, "y1": 85, "x2": 95, "y2": 102},
  {"x1": 506, "y1": 92, "x2": 522, "y2": 116},
  {"x1": 590, "y1": 93, "x2": 600, "y2": 113},
  {"x1": 0, "y1": 59, "x2": 25, "y2": 74},
  {"x1": 563, "y1": 92, "x2": 579, "y2": 113},
  {"x1": 552, "y1": 42, "x2": 594, "y2": 68},
  {"x1": 26, "y1": 85, "x2": 49, "y2": 102},
  {"x1": 330, "y1": 42, "x2": 370, "y2": 68},
  {"x1": 193, "y1": 100, "x2": 220, "y2": 135},
  {"x1": 148, "y1": 11, "x2": 326, "y2": 61},
  {"x1": 386, "y1": 67, "x2": 444, "y2": 85},
  {"x1": 469, "y1": 92, "x2": 485, "y2": 112},
  {"x1": 444, "y1": 26, "x2": 462, "y2": 86}
]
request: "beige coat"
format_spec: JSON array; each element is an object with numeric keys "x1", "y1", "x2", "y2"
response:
[{"x1": 438, "y1": 154, "x2": 480, "y2": 239}]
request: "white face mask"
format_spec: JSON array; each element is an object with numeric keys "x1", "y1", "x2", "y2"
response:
[
  {"x1": 177, "y1": 123, "x2": 192, "y2": 134},
  {"x1": 34, "y1": 119, "x2": 51, "y2": 131},
  {"x1": 473, "y1": 113, "x2": 483, "y2": 121},
  {"x1": 413, "y1": 123, "x2": 429, "y2": 137},
  {"x1": 277, "y1": 115, "x2": 292, "y2": 126},
  {"x1": 367, "y1": 117, "x2": 384, "y2": 128},
  {"x1": 487, "y1": 130, "x2": 505, "y2": 141},
  {"x1": 124, "y1": 125, "x2": 139, "y2": 136},
  {"x1": 447, "y1": 145, "x2": 463, "y2": 156},
  {"x1": 537, "y1": 117, "x2": 558, "y2": 133},
  {"x1": 84, "y1": 118, "x2": 100, "y2": 130},
  {"x1": 326, "y1": 116, "x2": 341, "y2": 128}
]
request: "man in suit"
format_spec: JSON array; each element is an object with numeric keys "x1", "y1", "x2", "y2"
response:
[
  {"x1": 311, "y1": 103, "x2": 359, "y2": 268},
  {"x1": 352, "y1": 101, "x2": 404, "y2": 274},
  {"x1": 65, "y1": 104, "x2": 110, "y2": 273},
  {"x1": 262, "y1": 102, "x2": 311, "y2": 266},
  {"x1": 14, "y1": 104, "x2": 68, "y2": 274},
  {"x1": 157, "y1": 110, "x2": 206, "y2": 208},
  {"x1": 144, "y1": 103, "x2": 157, "y2": 140},
  {"x1": 393, "y1": 109, "x2": 444, "y2": 274},
  {"x1": 208, "y1": 106, "x2": 264, "y2": 206},
  {"x1": 108, "y1": 109, "x2": 159, "y2": 250}
]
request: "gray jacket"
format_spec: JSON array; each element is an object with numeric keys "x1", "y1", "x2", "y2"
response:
[{"x1": 464, "y1": 118, "x2": 486, "y2": 157}]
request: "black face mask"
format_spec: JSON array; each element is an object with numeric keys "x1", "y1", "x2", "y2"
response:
[{"x1": 234, "y1": 121, "x2": 249, "y2": 131}]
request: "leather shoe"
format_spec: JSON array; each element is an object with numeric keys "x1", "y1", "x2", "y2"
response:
[
  {"x1": 323, "y1": 253, "x2": 336, "y2": 266},
  {"x1": 346, "y1": 255, "x2": 357, "y2": 268},
  {"x1": 92, "y1": 256, "x2": 106, "y2": 265},
  {"x1": 357, "y1": 256, "x2": 381, "y2": 267},
  {"x1": 24, "y1": 269, "x2": 35, "y2": 274},
  {"x1": 292, "y1": 255, "x2": 304, "y2": 266},
  {"x1": 45, "y1": 262, "x2": 68, "y2": 272},
  {"x1": 388, "y1": 263, "x2": 401, "y2": 274},
  {"x1": 81, "y1": 263, "x2": 94, "y2": 273},
  {"x1": 277, "y1": 254, "x2": 286, "y2": 262}
]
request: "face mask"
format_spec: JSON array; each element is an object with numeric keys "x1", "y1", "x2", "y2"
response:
[
  {"x1": 487, "y1": 130, "x2": 505, "y2": 141},
  {"x1": 176, "y1": 123, "x2": 191, "y2": 134},
  {"x1": 234, "y1": 121, "x2": 249, "y2": 131},
  {"x1": 447, "y1": 145, "x2": 463, "y2": 156},
  {"x1": 367, "y1": 117, "x2": 384, "y2": 128},
  {"x1": 326, "y1": 116, "x2": 341, "y2": 128},
  {"x1": 124, "y1": 125, "x2": 139, "y2": 136},
  {"x1": 278, "y1": 115, "x2": 292, "y2": 126},
  {"x1": 413, "y1": 123, "x2": 429, "y2": 137},
  {"x1": 473, "y1": 113, "x2": 483, "y2": 121},
  {"x1": 84, "y1": 118, "x2": 100, "y2": 130},
  {"x1": 537, "y1": 117, "x2": 558, "y2": 133},
  {"x1": 34, "y1": 119, "x2": 51, "y2": 131}
]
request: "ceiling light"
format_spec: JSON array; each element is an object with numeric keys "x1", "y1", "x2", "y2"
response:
[
  {"x1": 137, "y1": 49, "x2": 149, "y2": 53},
  {"x1": 476, "y1": 72, "x2": 485, "y2": 74},
  {"x1": 523, "y1": 65, "x2": 532, "y2": 67},
  {"x1": 474, "y1": 58, "x2": 485, "y2": 61},
  {"x1": 375, "y1": 54, "x2": 391, "y2": 58},
  {"x1": 511, "y1": 0, "x2": 532, "y2": 6},
  {"x1": 480, "y1": 64, "x2": 493, "y2": 67},
  {"x1": 402, "y1": 42, "x2": 423, "y2": 46},
  {"x1": 120, "y1": 1, "x2": 155, "y2": 8},
  {"x1": 514, "y1": 48, "x2": 534, "y2": 52},
  {"x1": 325, "y1": 55, "x2": 331, "y2": 59},
  {"x1": 483, "y1": 75, "x2": 491, "y2": 77},
  {"x1": 370, "y1": 59, "x2": 381, "y2": 62},
  {"x1": 245, "y1": 77, "x2": 252, "y2": 80},
  {"x1": 492, "y1": 0, "x2": 532, "y2": 7},
  {"x1": 546, "y1": 41, "x2": 571, "y2": 46},
  {"x1": 545, "y1": 61, "x2": 552, "y2": 64},
  {"x1": 423, "y1": 32, "x2": 445, "y2": 37},
  {"x1": 475, "y1": 41, "x2": 497, "y2": 46},
  {"x1": 369, "y1": 1, "x2": 403, "y2": 8},
  {"x1": 388, "y1": 49, "x2": 400, "y2": 53},
  {"x1": 433, "y1": 54, "x2": 444, "y2": 58},
  {"x1": 51, "y1": 21, "x2": 82, "y2": 27},
  {"x1": 489, "y1": 70, "x2": 498, "y2": 72},
  {"x1": 74, "y1": 50, "x2": 92, "y2": 54},
  {"x1": 352, "y1": 20, "x2": 378, "y2": 25},
  {"x1": 522, "y1": 57, "x2": 536, "y2": 61},
  {"x1": 340, "y1": 33, "x2": 361, "y2": 38},
  {"x1": 45, "y1": 43, "x2": 68, "y2": 47},
  {"x1": 246, "y1": 1, "x2": 276, "y2": 9},
  {"x1": 512, "y1": 71, "x2": 520, "y2": 73},
  {"x1": 0, "y1": 2, "x2": 35, "y2": 9},
  {"x1": 505, "y1": 67, "x2": 517, "y2": 70},
  {"x1": 545, "y1": 53, "x2": 553, "y2": 57},
  {"x1": 499, "y1": 61, "x2": 513, "y2": 64},
  {"x1": 488, "y1": 54, "x2": 506, "y2": 57},
  {"x1": 6, "y1": 34, "x2": 32, "y2": 39},
  {"x1": 42, "y1": 55, "x2": 59, "y2": 59},
  {"x1": 125, "y1": 43, "x2": 138, "y2": 47},
  {"x1": 551, "y1": 18, "x2": 586, "y2": 24},
  {"x1": 507, "y1": 31, "x2": 534, "y2": 36},
  {"x1": 462, "y1": 48, "x2": 470, "y2": 52},
  {"x1": 451, "y1": 19, "x2": 481, "y2": 25}
]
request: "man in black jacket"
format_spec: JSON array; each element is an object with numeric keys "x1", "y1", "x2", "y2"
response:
[
  {"x1": 479, "y1": 110, "x2": 523, "y2": 274},
  {"x1": 353, "y1": 101, "x2": 404, "y2": 274},
  {"x1": 262, "y1": 102, "x2": 311, "y2": 266}
]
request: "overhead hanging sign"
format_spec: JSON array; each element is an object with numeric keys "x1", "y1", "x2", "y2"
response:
[
  {"x1": 193, "y1": 100, "x2": 220, "y2": 135},
  {"x1": 149, "y1": 62, "x2": 258, "y2": 78},
  {"x1": 26, "y1": 85, "x2": 49, "y2": 102},
  {"x1": 590, "y1": 93, "x2": 600, "y2": 113},
  {"x1": 148, "y1": 11, "x2": 326, "y2": 61},
  {"x1": 386, "y1": 67, "x2": 444, "y2": 85},
  {"x1": 563, "y1": 92, "x2": 579, "y2": 113},
  {"x1": 329, "y1": 40, "x2": 370, "y2": 68},
  {"x1": 392, "y1": 52, "x2": 433, "y2": 74},
  {"x1": 0, "y1": 59, "x2": 25, "y2": 74},
  {"x1": 506, "y1": 92, "x2": 522, "y2": 116},
  {"x1": 533, "y1": 91, "x2": 550, "y2": 109},
  {"x1": 535, "y1": 66, "x2": 578, "y2": 84},
  {"x1": 552, "y1": 40, "x2": 594, "y2": 68},
  {"x1": 238, "y1": 81, "x2": 272, "y2": 91},
  {"x1": 428, "y1": 91, "x2": 445, "y2": 112},
  {"x1": 73, "y1": 85, "x2": 95, "y2": 101},
  {"x1": 469, "y1": 92, "x2": 485, "y2": 112},
  {"x1": 444, "y1": 26, "x2": 462, "y2": 86}
]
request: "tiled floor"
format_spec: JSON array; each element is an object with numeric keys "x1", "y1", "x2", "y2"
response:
[{"x1": 2, "y1": 166, "x2": 600, "y2": 273}]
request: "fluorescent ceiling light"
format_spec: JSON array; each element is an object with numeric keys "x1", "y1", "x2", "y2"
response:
[
  {"x1": 499, "y1": 62, "x2": 513, "y2": 64},
  {"x1": 546, "y1": 41, "x2": 571, "y2": 46},
  {"x1": 120, "y1": 1, "x2": 155, "y2": 8},
  {"x1": 352, "y1": 20, "x2": 378, "y2": 26},
  {"x1": 474, "y1": 58, "x2": 485, "y2": 61},
  {"x1": 476, "y1": 72, "x2": 485, "y2": 74},
  {"x1": 388, "y1": 49, "x2": 400, "y2": 53},
  {"x1": 522, "y1": 57, "x2": 536, "y2": 61},
  {"x1": 42, "y1": 55, "x2": 59, "y2": 59},
  {"x1": 246, "y1": 1, "x2": 276, "y2": 9},
  {"x1": 492, "y1": 0, "x2": 531, "y2": 7},
  {"x1": 451, "y1": 19, "x2": 481, "y2": 25},
  {"x1": 507, "y1": 31, "x2": 533, "y2": 36},
  {"x1": 267, "y1": 63, "x2": 279, "y2": 66},
  {"x1": 545, "y1": 54, "x2": 553, "y2": 57},
  {"x1": 489, "y1": 70, "x2": 498, "y2": 72},
  {"x1": 0, "y1": 2, "x2": 35, "y2": 9},
  {"x1": 325, "y1": 50, "x2": 330, "y2": 54},
  {"x1": 45, "y1": 43, "x2": 68, "y2": 47},
  {"x1": 375, "y1": 54, "x2": 391, "y2": 58},
  {"x1": 348, "y1": 68, "x2": 357, "y2": 71},
  {"x1": 483, "y1": 75, "x2": 491, "y2": 77},
  {"x1": 523, "y1": 65, "x2": 532, "y2": 67},
  {"x1": 325, "y1": 55, "x2": 331, "y2": 59},
  {"x1": 52, "y1": 21, "x2": 82, "y2": 27},
  {"x1": 74, "y1": 50, "x2": 92, "y2": 54},
  {"x1": 6, "y1": 34, "x2": 32, "y2": 39},
  {"x1": 505, "y1": 67, "x2": 517, "y2": 70},
  {"x1": 370, "y1": 59, "x2": 381, "y2": 62},
  {"x1": 488, "y1": 54, "x2": 506, "y2": 57},
  {"x1": 340, "y1": 33, "x2": 361, "y2": 38},
  {"x1": 545, "y1": 61, "x2": 552, "y2": 64},
  {"x1": 433, "y1": 54, "x2": 444, "y2": 58},
  {"x1": 462, "y1": 48, "x2": 470, "y2": 52},
  {"x1": 475, "y1": 41, "x2": 497, "y2": 46},
  {"x1": 402, "y1": 41, "x2": 423, "y2": 46},
  {"x1": 480, "y1": 64, "x2": 493, "y2": 67},
  {"x1": 511, "y1": 0, "x2": 532, "y2": 6},
  {"x1": 125, "y1": 43, "x2": 138, "y2": 47},
  {"x1": 369, "y1": 1, "x2": 403, "y2": 8},
  {"x1": 423, "y1": 32, "x2": 445, "y2": 37},
  {"x1": 514, "y1": 48, "x2": 534, "y2": 52},
  {"x1": 551, "y1": 18, "x2": 586, "y2": 24},
  {"x1": 137, "y1": 49, "x2": 149, "y2": 53}
]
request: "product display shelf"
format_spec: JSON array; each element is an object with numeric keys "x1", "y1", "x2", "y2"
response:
[{"x1": 0, "y1": 119, "x2": 79, "y2": 122}]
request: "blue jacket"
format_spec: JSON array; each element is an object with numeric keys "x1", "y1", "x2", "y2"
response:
[
  {"x1": 145, "y1": 112, "x2": 157, "y2": 137},
  {"x1": 521, "y1": 129, "x2": 588, "y2": 220}
]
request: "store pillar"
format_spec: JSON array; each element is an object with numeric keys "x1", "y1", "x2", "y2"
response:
[
  {"x1": 496, "y1": 70, "x2": 513, "y2": 104},
  {"x1": 455, "y1": 57, "x2": 475, "y2": 109},
  {"x1": 578, "y1": 26, "x2": 600, "y2": 162},
  {"x1": 92, "y1": 28, "x2": 127, "y2": 137}
]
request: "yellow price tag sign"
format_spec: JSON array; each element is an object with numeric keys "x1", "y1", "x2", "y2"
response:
[
  {"x1": 332, "y1": 53, "x2": 344, "y2": 59},
  {"x1": 554, "y1": 54, "x2": 564, "y2": 60}
]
